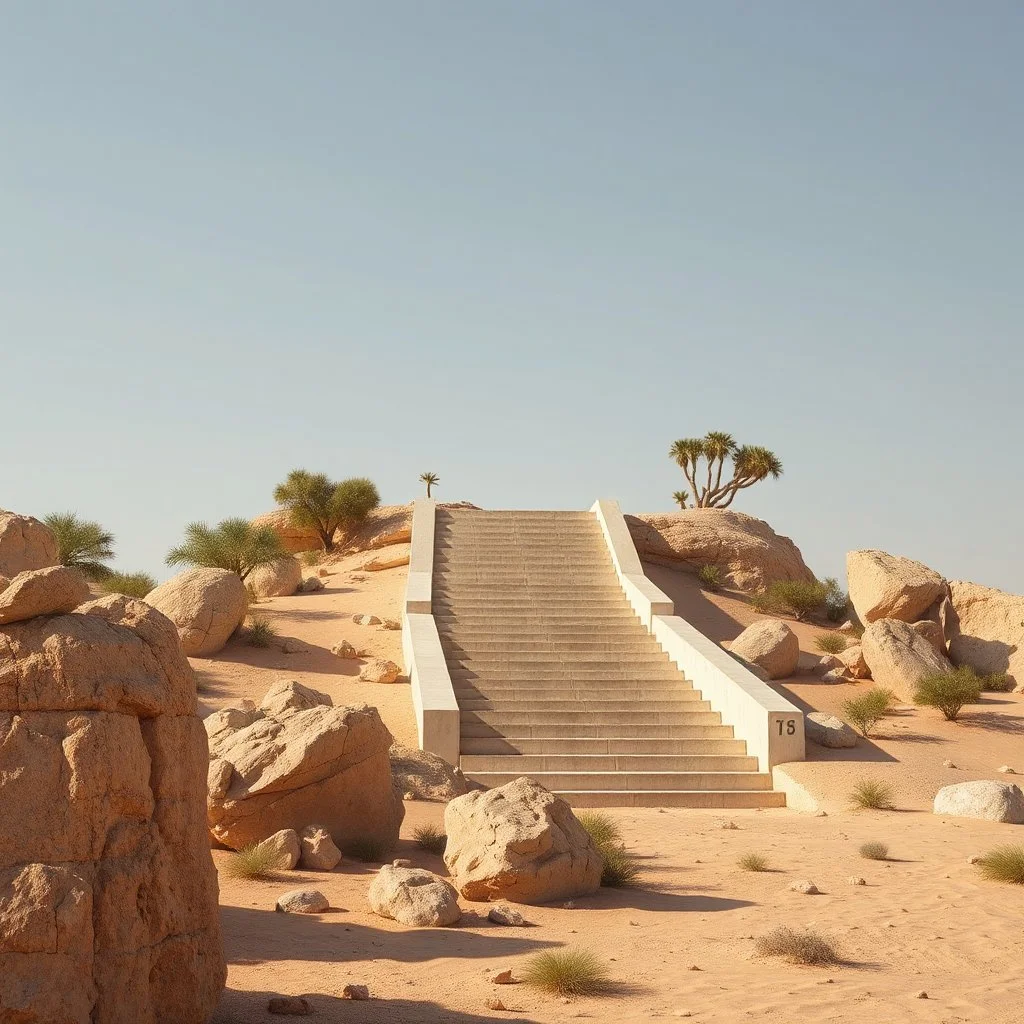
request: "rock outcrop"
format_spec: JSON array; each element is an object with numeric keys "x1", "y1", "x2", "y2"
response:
[
  {"x1": 205, "y1": 680, "x2": 404, "y2": 852},
  {"x1": 367, "y1": 863, "x2": 462, "y2": 926},
  {"x1": 359, "y1": 658, "x2": 400, "y2": 683},
  {"x1": 247, "y1": 556, "x2": 303, "y2": 599},
  {"x1": 443, "y1": 777, "x2": 602, "y2": 904},
  {"x1": 146, "y1": 567, "x2": 248, "y2": 656},
  {"x1": 626, "y1": 509, "x2": 815, "y2": 591},
  {"x1": 390, "y1": 744, "x2": 471, "y2": 802},
  {"x1": 727, "y1": 619, "x2": 799, "y2": 680},
  {"x1": 911, "y1": 619, "x2": 946, "y2": 655},
  {"x1": 861, "y1": 618, "x2": 952, "y2": 701},
  {"x1": 947, "y1": 581, "x2": 1024, "y2": 692},
  {"x1": 805, "y1": 712, "x2": 858, "y2": 748},
  {"x1": 251, "y1": 509, "x2": 323, "y2": 554},
  {"x1": 299, "y1": 825, "x2": 342, "y2": 870},
  {"x1": 0, "y1": 510, "x2": 59, "y2": 577},
  {"x1": 253, "y1": 829, "x2": 301, "y2": 870},
  {"x1": 933, "y1": 781, "x2": 1024, "y2": 823},
  {"x1": 0, "y1": 565, "x2": 90, "y2": 624},
  {"x1": 0, "y1": 592, "x2": 225, "y2": 1023},
  {"x1": 846, "y1": 550, "x2": 946, "y2": 625},
  {"x1": 836, "y1": 643, "x2": 870, "y2": 679}
]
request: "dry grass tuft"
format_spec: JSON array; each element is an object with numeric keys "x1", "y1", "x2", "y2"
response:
[
  {"x1": 523, "y1": 949, "x2": 610, "y2": 996},
  {"x1": 738, "y1": 852, "x2": 769, "y2": 872},
  {"x1": 577, "y1": 811, "x2": 641, "y2": 888},
  {"x1": 413, "y1": 824, "x2": 447, "y2": 854},
  {"x1": 223, "y1": 843, "x2": 278, "y2": 881},
  {"x1": 814, "y1": 632, "x2": 848, "y2": 655},
  {"x1": 755, "y1": 926, "x2": 839, "y2": 965},
  {"x1": 859, "y1": 840, "x2": 889, "y2": 861},
  {"x1": 246, "y1": 614, "x2": 278, "y2": 648},
  {"x1": 978, "y1": 845, "x2": 1024, "y2": 884},
  {"x1": 849, "y1": 779, "x2": 896, "y2": 811}
]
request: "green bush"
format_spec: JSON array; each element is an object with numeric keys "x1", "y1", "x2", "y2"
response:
[
  {"x1": 738, "y1": 852, "x2": 769, "y2": 872},
  {"x1": 842, "y1": 689, "x2": 894, "y2": 737},
  {"x1": 764, "y1": 579, "x2": 829, "y2": 622},
  {"x1": 849, "y1": 779, "x2": 896, "y2": 811},
  {"x1": 577, "y1": 811, "x2": 641, "y2": 888},
  {"x1": 978, "y1": 845, "x2": 1024, "y2": 884},
  {"x1": 273, "y1": 470, "x2": 381, "y2": 552},
  {"x1": 301, "y1": 549, "x2": 323, "y2": 567},
  {"x1": 914, "y1": 668, "x2": 982, "y2": 721},
  {"x1": 814, "y1": 632, "x2": 848, "y2": 655},
  {"x1": 698, "y1": 564, "x2": 722, "y2": 591},
  {"x1": 981, "y1": 672, "x2": 1015, "y2": 693},
  {"x1": 755, "y1": 927, "x2": 839, "y2": 965},
  {"x1": 859, "y1": 840, "x2": 889, "y2": 861},
  {"x1": 166, "y1": 518, "x2": 285, "y2": 580},
  {"x1": 523, "y1": 949, "x2": 610, "y2": 996},
  {"x1": 822, "y1": 577, "x2": 850, "y2": 623},
  {"x1": 413, "y1": 824, "x2": 447, "y2": 854},
  {"x1": 750, "y1": 591, "x2": 773, "y2": 614},
  {"x1": 98, "y1": 571, "x2": 157, "y2": 599}
]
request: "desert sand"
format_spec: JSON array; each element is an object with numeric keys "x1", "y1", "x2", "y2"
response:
[{"x1": 204, "y1": 549, "x2": 1024, "y2": 1024}]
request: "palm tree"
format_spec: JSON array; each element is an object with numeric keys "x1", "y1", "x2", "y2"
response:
[
  {"x1": 672, "y1": 490, "x2": 690, "y2": 509},
  {"x1": 44, "y1": 512, "x2": 115, "y2": 580},
  {"x1": 273, "y1": 470, "x2": 381, "y2": 551},
  {"x1": 668, "y1": 432, "x2": 782, "y2": 508},
  {"x1": 166, "y1": 518, "x2": 285, "y2": 580},
  {"x1": 419, "y1": 472, "x2": 439, "y2": 498}
]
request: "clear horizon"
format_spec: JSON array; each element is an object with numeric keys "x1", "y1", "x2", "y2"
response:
[{"x1": 3, "y1": 2, "x2": 1021, "y2": 590}]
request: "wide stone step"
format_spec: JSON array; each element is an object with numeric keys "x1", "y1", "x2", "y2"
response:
[
  {"x1": 453, "y1": 685, "x2": 694, "y2": 700},
  {"x1": 448, "y1": 663, "x2": 684, "y2": 678},
  {"x1": 463, "y1": 770, "x2": 773, "y2": 792},
  {"x1": 441, "y1": 641, "x2": 662, "y2": 656},
  {"x1": 458, "y1": 698, "x2": 710, "y2": 713},
  {"x1": 459, "y1": 735, "x2": 743, "y2": 755},
  {"x1": 460, "y1": 721, "x2": 727, "y2": 739},
  {"x1": 558, "y1": 790, "x2": 788, "y2": 809},
  {"x1": 461, "y1": 753, "x2": 758, "y2": 772},
  {"x1": 434, "y1": 613, "x2": 643, "y2": 624},
  {"x1": 445, "y1": 656, "x2": 673, "y2": 670},
  {"x1": 439, "y1": 625, "x2": 651, "y2": 639},
  {"x1": 461, "y1": 709, "x2": 721, "y2": 727}
]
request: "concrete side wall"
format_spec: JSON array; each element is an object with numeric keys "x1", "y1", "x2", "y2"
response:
[
  {"x1": 402, "y1": 499, "x2": 460, "y2": 765},
  {"x1": 591, "y1": 498, "x2": 804, "y2": 772}
]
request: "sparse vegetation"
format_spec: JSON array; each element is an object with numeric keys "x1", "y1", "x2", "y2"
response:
[
  {"x1": 98, "y1": 571, "x2": 157, "y2": 599},
  {"x1": 822, "y1": 578, "x2": 850, "y2": 623},
  {"x1": 842, "y1": 689, "x2": 894, "y2": 737},
  {"x1": 978, "y1": 845, "x2": 1024, "y2": 885},
  {"x1": 577, "y1": 811, "x2": 641, "y2": 888},
  {"x1": 273, "y1": 470, "x2": 381, "y2": 552},
  {"x1": 672, "y1": 490, "x2": 690, "y2": 509},
  {"x1": 738, "y1": 852, "x2": 769, "y2": 872},
  {"x1": 246, "y1": 615, "x2": 278, "y2": 648},
  {"x1": 750, "y1": 591, "x2": 772, "y2": 614},
  {"x1": 698, "y1": 564, "x2": 722, "y2": 591},
  {"x1": 849, "y1": 779, "x2": 896, "y2": 811},
  {"x1": 44, "y1": 512, "x2": 115, "y2": 581},
  {"x1": 419, "y1": 471, "x2": 440, "y2": 498},
  {"x1": 342, "y1": 836, "x2": 390, "y2": 863},
  {"x1": 814, "y1": 632, "x2": 848, "y2": 655},
  {"x1": 981, "y1": 672, "x2": 1015, "y2": 693},
  {"x1": 669, "y1": 432, "x2": 782, "y2": 509},
  {"x1": 763, "y1": 579, "x2": 829, "y2": 622},
  {"x1": 859, "y1": 840, "x2": 889, "y2": 861},
  {"x1": 223, "y1": 843, "x2": 278, "y2": 880},
  {"x1": 413, "y1": 824, "x2": 447, "y2": 854},
  {"x1": 301, "y1": 549, "x2": 323, "y2": 567},
  {"x1": 166, "y1": 518, "x2": 285, "y2": 581},
  {"x1": 914, "y1": 668, "x2": 982, "y2": 721},
  {"x1": 755, "y1": 926, "x2": 839, "y2": 966},
  {"x1": 522, "y1": 949, "x2": 610, "y2": 997}
]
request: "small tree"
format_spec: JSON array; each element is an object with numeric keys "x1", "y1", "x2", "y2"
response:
[
  {"x1": 44, "y1": 512, "x2": 115, "y2": 581},
  {"x1": 273, "y1": 470, "x2": 381, "y2": 552},
  {"x1": 915, "y1": 668, "x2": 982, "y2": 721},
  {"x1": 672, "y1": 490, "x2": 689, "y2": 509},
  {"x1": 669, "y1": 431, "x2": 782, "y2": 508},
  {"x1": 166, "y1": 518, "x2": 284, "y2": 580},
  {"x1": 419, "y1": 472, "x2": 440, "y2": 498}
]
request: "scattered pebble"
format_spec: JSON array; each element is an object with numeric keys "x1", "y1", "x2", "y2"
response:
[
  {"x1": 720, "y1": 820, "x2": 739, "y2": 830},
  {"x1": 492, "y1": 970, "x2": 515, "y2": 985},
  {"x1": 813, "y1": 810, "x2": 828, "y2": 817},
  {"x1": 342, "y1": 984, "x2": 369, "y2": 1000},
  {"x1": 942, "y1": 759, "x2": 958, "y2": 769},
  {"x1": 403, "y1": 791, "x2": 417, "y2": 801},
  {"x1": 485, "y1": 997, "x2": 508, "y2": 1011},
  {"x1": 562, "y1": 900, "x2": 576, "y2": 910},
  {"x1": 788, "y1": 879, "x2": 820, "y2": 895},
  {"x1": 848, "y1": 876, "x2": 866, "y2": 886},
  {"x1": 997, "y1": 765, "x2": 1017, "y2": 774},
  {"x1": 687, "y1": 964, "x2": 702, "y2": 971},
  {"x1": 488, "y1": 905, "x2": 526, "y2": 926},
  {"x1": 267, "y1": 996, "x2": 313, "y2": 1016},
  {"x1": 275, "y1": 889, "x2": 329, "y2": 915},
  {"x1": 967, "y1": 855, "x2": 983, "y2": 865},
  {"x1": 916, "y1": 991, "x2": 928, "y2": 999},
  {"x1": 392, "y1": 858, "x2": 412, "y2": 867}
]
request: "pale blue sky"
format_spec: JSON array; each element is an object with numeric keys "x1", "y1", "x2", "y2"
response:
[{"x1": 2, "y1": 2, "x2": 1021, "y2": 589}]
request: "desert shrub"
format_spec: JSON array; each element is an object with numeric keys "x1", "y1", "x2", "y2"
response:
[
  {"x1": 849, "y1": 779, "x2": 896, "y2": 811},
  {"x1": 764, "y1": 579, "x2": 829, "y2": 622},
  {"x1": 43, "y1": 512, "x2": 115, "y2": 581},
  {"x1": 755, "y1": 926, "x2": 839, "y2": 966},
  {"x1": 523, "y1": 949, "x2": 610, "y2": 996},
  {"x1": 822, "y1": 577, "x2": 850, "y2": 623},
  {"x1": 814, "y1": 632, "x2": 848, "y2": 655},
  {"x1": 738, "y1": 852, "x2": 769, "y2": 872},
  {"x1": 301, "y1": 549, "x2": 323, "y2": 567},
  {"x1": 980, "y1": 672, "x2": 1014, "y2": 693},
  {"x1": 859, "y1": 840, "x2": 889, "y2": 861},
  {"x1": 274, "y1": 470, "x2": 381, "y2": 552},
  {"x1": 914, "y1": 668, "x2": 982, "y2": 721},
  {"x1": 698, "y1": 564, "x2": 722, "y2": 591},
  {"x1": 342, "y1": 836, "x2": 390, "y2": 863},
  {"x1": 413, "y1": 824, "x2": 447, "y2": 854},
  {"x1": 978, "y1": 845, "x2": 1024, "y2": 885},
  {"x1": 223, "y1": 843, "x2": 278, "y2": 881},
  {"x1": 577, "y1": 811, "x2": 640, "y2": 887},
  {"x1": 842, "y1": 689, "x2": 894, "y2": 737},
  {"x1": 750, "y1": 591, "x2": 773, "y2": 614},
  {"x1": 166, "y1": 518, "x2": 285, "y2": 581},
  {"x1": 98, "y1": 571, "x2": 157, "y2": 599},
  {"x1": 246, "y1": 615, "x2": 277, "y2": 648}
]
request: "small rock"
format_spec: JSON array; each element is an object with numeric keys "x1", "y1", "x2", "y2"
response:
[
  {"x1": 942, "y1": 759, "x2": 958, "y2": 769},
  {"x1": 492, "y1": 970, "x2": 515, "y2": 985},
  {"x1": 488, "y1": 904, "x2": 526, "y2": 926},
  {"x1": 813, "y1": 810, "x2": 828, "y2": 817},
  {"x1": 997, "y1": 765, "x2": 1017, "y2": 774},
  {"x1": 788, "y1": 879, "x2": 820, "y2": 895},
  {"x1": 331, "y1": 640, "x2": 359, "y2": 659},
  {"x1": 916, "y1": 991, "x2": 928, "y2": 999},
  {"x1": 275, "y1": 889, "x2": 329, "y2": 914},
  {"x1": 267, "y1": 996, "x2": 313, "y2": 1016},
  {"x1": 317, "y1": 568, "x2": 329, "y2": 577},
  {"x1": 720, "y1": 820, "x2": 739, "y2": 830},
  {"x1": 967, "y1": 855, "x2": 983, "y2": 865},
  {"x1": 687, "y1": 964, "x2": 702, "y2": 971},
  {"x1": 848, "y1": 876, "x2": 866, "y2": 886},
  {"x1": 342, "y1": 984, "x2": 369, "y2": 1000},
  {"x1": 485, "y1": 998, "x2": 507, "y2": 1011},
  {"x1": 379, "y1": 618, "x2": 401, "y2": 631},
  {"x1": 359, "y1": 658, "x2": 401, "y2": 684},
  {"x1": 562, "y1": 900, "x2": 576, "y2": 910},
  {"x1": 254, "y1": 829, "x2": 301, "y2": 871},
  {"x1": 820, "y1": 669, "x2": 847, "y2": 684},
  {"x1": 403, "y1": 790, "x2": 417, "y2": 801},
  {"x1": 353, "y1": 613, "x2": 381, "y2": 626},
  {"x1": 280, "y1": 638, "x2": 307, "y2": 654},
  {"x1": 392, "y1": 858, "x2": 413, "y2": 867},
  {"x1": 300, "y1": 576, "x2": 324, "y2": 592},
  {"x1": 299, "y1": 825, "x2": 342, "y2": 871}
]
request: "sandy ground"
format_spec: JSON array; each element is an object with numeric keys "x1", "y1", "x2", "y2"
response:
[{"x1": 201, "y1": 552, "x2": 1024, "y2": 1024}]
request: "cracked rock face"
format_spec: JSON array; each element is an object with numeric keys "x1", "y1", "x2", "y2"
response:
[
  {"x1": 0, "y1": 594, "x2": 226, "y2": 1023},
  {"x1": 0, "y1": 510, "x2": 59, "y2": 577},
  {"x1": 205, "y1": 680, "x2": 404, "y2": 852},
  {"x1": 145, "y1": 567, "x2": 248, "y2": 657}
]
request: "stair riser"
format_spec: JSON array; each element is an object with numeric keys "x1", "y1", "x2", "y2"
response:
[
  {"x1": 453, "y1": 688, "x2": 697, "y2": 701},
  {"x1": 460, "y1": 755, "x2": 758, "y2": 772},
  {"x1": 462, "y1": 711, "x2": 722, "y2": 726},
  {"x1": 560, "y1": 791, "x2": 788, "y2": 808},
  {"x1": 464, "y1": 772, "x2": 773, "y2": 792},
  {"x1": 459, "y1": 737, "x2": 743, "y2": 755},
  {"x1": 460, "y1": 724, "x2": 730, "y2": 739},
  {"x1": 458, "y1": 700, "x2": 711, "y2": 713}
]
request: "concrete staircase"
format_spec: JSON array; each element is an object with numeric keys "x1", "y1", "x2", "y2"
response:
[{"x1": 432, "y1": 508, "x2": 785, "y2": 807}]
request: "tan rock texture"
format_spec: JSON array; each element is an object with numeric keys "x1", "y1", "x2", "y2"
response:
[
  {"x1": 367, "y1": 863, "x2": 462, "y2": 926},
  {"x1": 836, "y1": 643, "x2": 871, "y2": 679},
  {"x1": 251, "y1": 508, "x2": 323, "y2": 554},
  {"x1": 911, "y1": 619, "x2": 947, "y2": 655},
  {"x1": 205, "y1": 680, "x2": 404, "y2": 852},
  {"x1": 253, "y1": 829, "x2": 300, "y2": 870},
  {"x1": 443, "y1": 777, "x2": 602, "y2": 904},
  {"x1": 846, "y1": 550, "x2": 946, "y2": 625},
  {"x1": 359, "y1": 658, "x2": 400, "y2": 684},
  {"x1": 0, "y1": 565, "x2": 90, "y2": 624},
  {"x1": 626, "y1": 509, "x2": 814, "y2": 591},
  {"x1": 933, "y1": 781, "x2": 1024, "y2": 823},
  {"x1": 861, "y1": 618, "x2": 953, "y2": 702},
  {"x1": 947, "y1": 581, "x2": 1024, "y2": 691},
  {"x1": 146, "y1": 567, "x2": 248, "y2": 656},
  {"x1": 390, "y1": 743, "x2": 471, "y2": 802},
  {"x1": 0, "y1": 594, "x2": 225, "y2": 1023},
  {"x1": 728, "y1": 618, "x2": 799, "y2": 680},
  {"x1": 0, "y1": 510, "x2": 59, "y2": 577},
  {"x1": 247, "y1": 556, "x2": 303, "y2": 599},
  {"x1": 299, "y1": 826, "x2": 342, "y2": 870}
]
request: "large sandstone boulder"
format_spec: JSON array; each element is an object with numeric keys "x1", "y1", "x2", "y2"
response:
[
  {"x1": 947, "y1": 581, "x2": 1024, "y2": 692},
  {"x1": 205, "y1": 680, "x2": 404, "y2": 852},
  {"x1": 146, "y1": 567, "x2": 248, "y2": 656},
  {"x1": 933, "y1": 781, "x2": 1024, "y2": 823},
  {"x1": 251, "y1": 509, "x2": 323, "y2": 554},
  {"x1": 367, "y1": 863, "x2": 461, "y2": 927},
  {"x1": 846, "y1": 550, "x2": 946, "y2": 625},
  {"x1": 861, "y1": 618, "x2": 952, "y2": 701},
  {"x1": 728, "y1": 619, "x2": 799, "y2": 680},
  {"x1": 443, "y1": 777, "x2": 602, "y2": 904},
  {"x1": 390, "y1": 744, "x2": 471, "y2": 802},
  {"x1": 0, "y1": 510, "x2": 59, "y2": 577},
  {"x1": 0, "y1": 565, "x2": 90, "y2": 624},
  {"x1": 805, "y1": 712, "x2": 857, "y2": 749},
  {"x1": 246, "y1": 556, "x2": 302, "y2": 599},
  {"x1": 0, "y1": 594, "x2": 225, "y2": 1022},
  {"x1": 626, "y1": 509, "x2": 815, "y2": 592}
]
